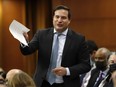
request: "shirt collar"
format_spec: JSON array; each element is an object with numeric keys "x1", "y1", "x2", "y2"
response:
[
  {"x1": 100, "y1": 68, "x2": 109, "y2": 76},
  {"x1": 54, "y1": 28, "x2": 68, "y2": 36}
]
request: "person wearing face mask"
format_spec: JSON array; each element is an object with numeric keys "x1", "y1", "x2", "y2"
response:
[
  {"x1": 84, "y1": 47, "x2": 110, "y2": 87},
  {"x1": 98, "y1": 52, "x2": 116, "y2": 87}
]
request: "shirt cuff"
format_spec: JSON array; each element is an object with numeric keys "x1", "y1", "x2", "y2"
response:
[
  {"x1": 20, "y1": 43, "x2": 27, "y2": 48},
  {"x1": 66, "y1": 67, "x2": 70, "y2": 76}
]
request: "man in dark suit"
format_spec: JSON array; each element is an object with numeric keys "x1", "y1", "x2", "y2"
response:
[
  {"x1": 85, "y1": 48, "x2": 110, "y2": 87},
  {"x1": 20, "y1": 5, "x2": 91, "y2": 87},
  {"x1": 98, "y1": 52, "x2": 116, "y2": 87}
]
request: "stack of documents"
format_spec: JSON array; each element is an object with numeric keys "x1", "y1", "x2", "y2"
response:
[{"x1": 9, "y1": 20, "x2": 30, "y2": 46}]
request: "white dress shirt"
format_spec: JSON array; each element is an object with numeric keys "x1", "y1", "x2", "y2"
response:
[{"x1": 54, "y1": 28, "x2": 70, "y2": 83}]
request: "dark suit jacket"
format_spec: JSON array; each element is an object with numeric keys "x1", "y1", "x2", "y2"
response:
[
  {"x1": 87, "y1": 68, "x2": 100, "y2": 87},
  {"x1": 20, "y1": 28, "x2": 91, "y2": 87},
  {"x1": 103, "y1": 74, "x2": 113, "y2": 87},
  {"x1": 103, "y1": 81, "x2": 113, "y2": 87}
]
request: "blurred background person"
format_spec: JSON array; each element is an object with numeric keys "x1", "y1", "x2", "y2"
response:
[
  {"x1": 5, "y1": 69, "x2": 36, "y2": 87},
  {"x1": 0, "y1": 67, "x2": 7, "y2": 87},
  {"x1": 80, "y1": 40, "x2": 98, "y2": 85},
  {"x1": 0, "y1": 67, "x2": 6, "y2": 84},
  {"x1": 86, "y1": 40, "x2": 98, "y2": 67},
  {"x1": 108, "y1": 52, "x2": 116, "y2": 65}
]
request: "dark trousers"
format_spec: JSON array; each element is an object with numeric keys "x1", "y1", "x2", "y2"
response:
[{"x1": 41, "y1": 80, "x2": 64, "y2": 87}]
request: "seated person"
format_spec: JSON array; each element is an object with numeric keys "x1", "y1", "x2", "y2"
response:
[
  {"x1": 99, "y1": 52, "x2": 116, "y2": 87},
  {"x1": 5, "y1": 69, "x2": 36, "y2": 87},
  {"x1": 86, "y1": 40, "x2": 98, "y2": 67},
  {"x1": 80, "y1": 40, "x2": 98, "y2": 84},
  {"x1": 81, "y1": 47, "x2": 110, "y2": 87}
]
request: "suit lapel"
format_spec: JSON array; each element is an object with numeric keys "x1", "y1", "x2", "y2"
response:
[
  {"x1": 87, "y1": 69, "x2": 100, "y2": 87},
  {"x1": 62, "y1": 30, "x2": 73, "y2": 64},
  {"x1": 46, "y1": 29, "x2": 73, "y2": 65},
  {"x1": 46, "y1": 29, "x2": 54, "y2": 60}
]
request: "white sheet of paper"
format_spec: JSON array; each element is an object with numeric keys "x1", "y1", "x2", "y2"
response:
[{"x1": 9, "y1": 20, "x2": 30, "y2": 46}]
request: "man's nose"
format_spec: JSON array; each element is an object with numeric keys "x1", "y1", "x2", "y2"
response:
[{"x1": 58, "y1": 18, "x2": 62, "y2": 22}]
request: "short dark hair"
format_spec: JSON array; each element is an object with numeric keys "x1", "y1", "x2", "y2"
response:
[
  {"x1": 53, "y1": 5, "x2": 71, "y2": 19},
  {"x1": 86, "y1": 40, "x2": 98, "y2": 54}
]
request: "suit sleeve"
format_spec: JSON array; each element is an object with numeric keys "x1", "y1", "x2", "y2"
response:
[
  {"x1": 20, "y1": 30, "x2": 40, "y2": 55},
  {"x1": 69, "y1": 36, "x2": 91, "y2": 79}
]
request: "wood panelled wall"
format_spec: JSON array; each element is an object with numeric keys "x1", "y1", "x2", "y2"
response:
[
  {"x1": 0, "y1": 0, "x2": 52, "y2": 76},
  {"x1": 0, "y1": 0, "x2": 2, "y2": 66},
  {"x1": 0, "y1": 0, "x2": 36, "y2": 75},
  {"x1": 1, "y1": 0, "x2": 26, "y2": 71},
  {"x1": 52, "y1": 0, "x2": 116, "y2": 51}
]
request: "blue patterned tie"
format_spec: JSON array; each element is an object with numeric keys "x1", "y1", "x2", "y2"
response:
[{"x1": 47, "y1": 33, "x2": 59, "y2": 85}]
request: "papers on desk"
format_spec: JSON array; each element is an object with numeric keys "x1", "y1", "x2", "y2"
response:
[{"x1": 9, "y1": 20, "x2": 30, "y2": 46}]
